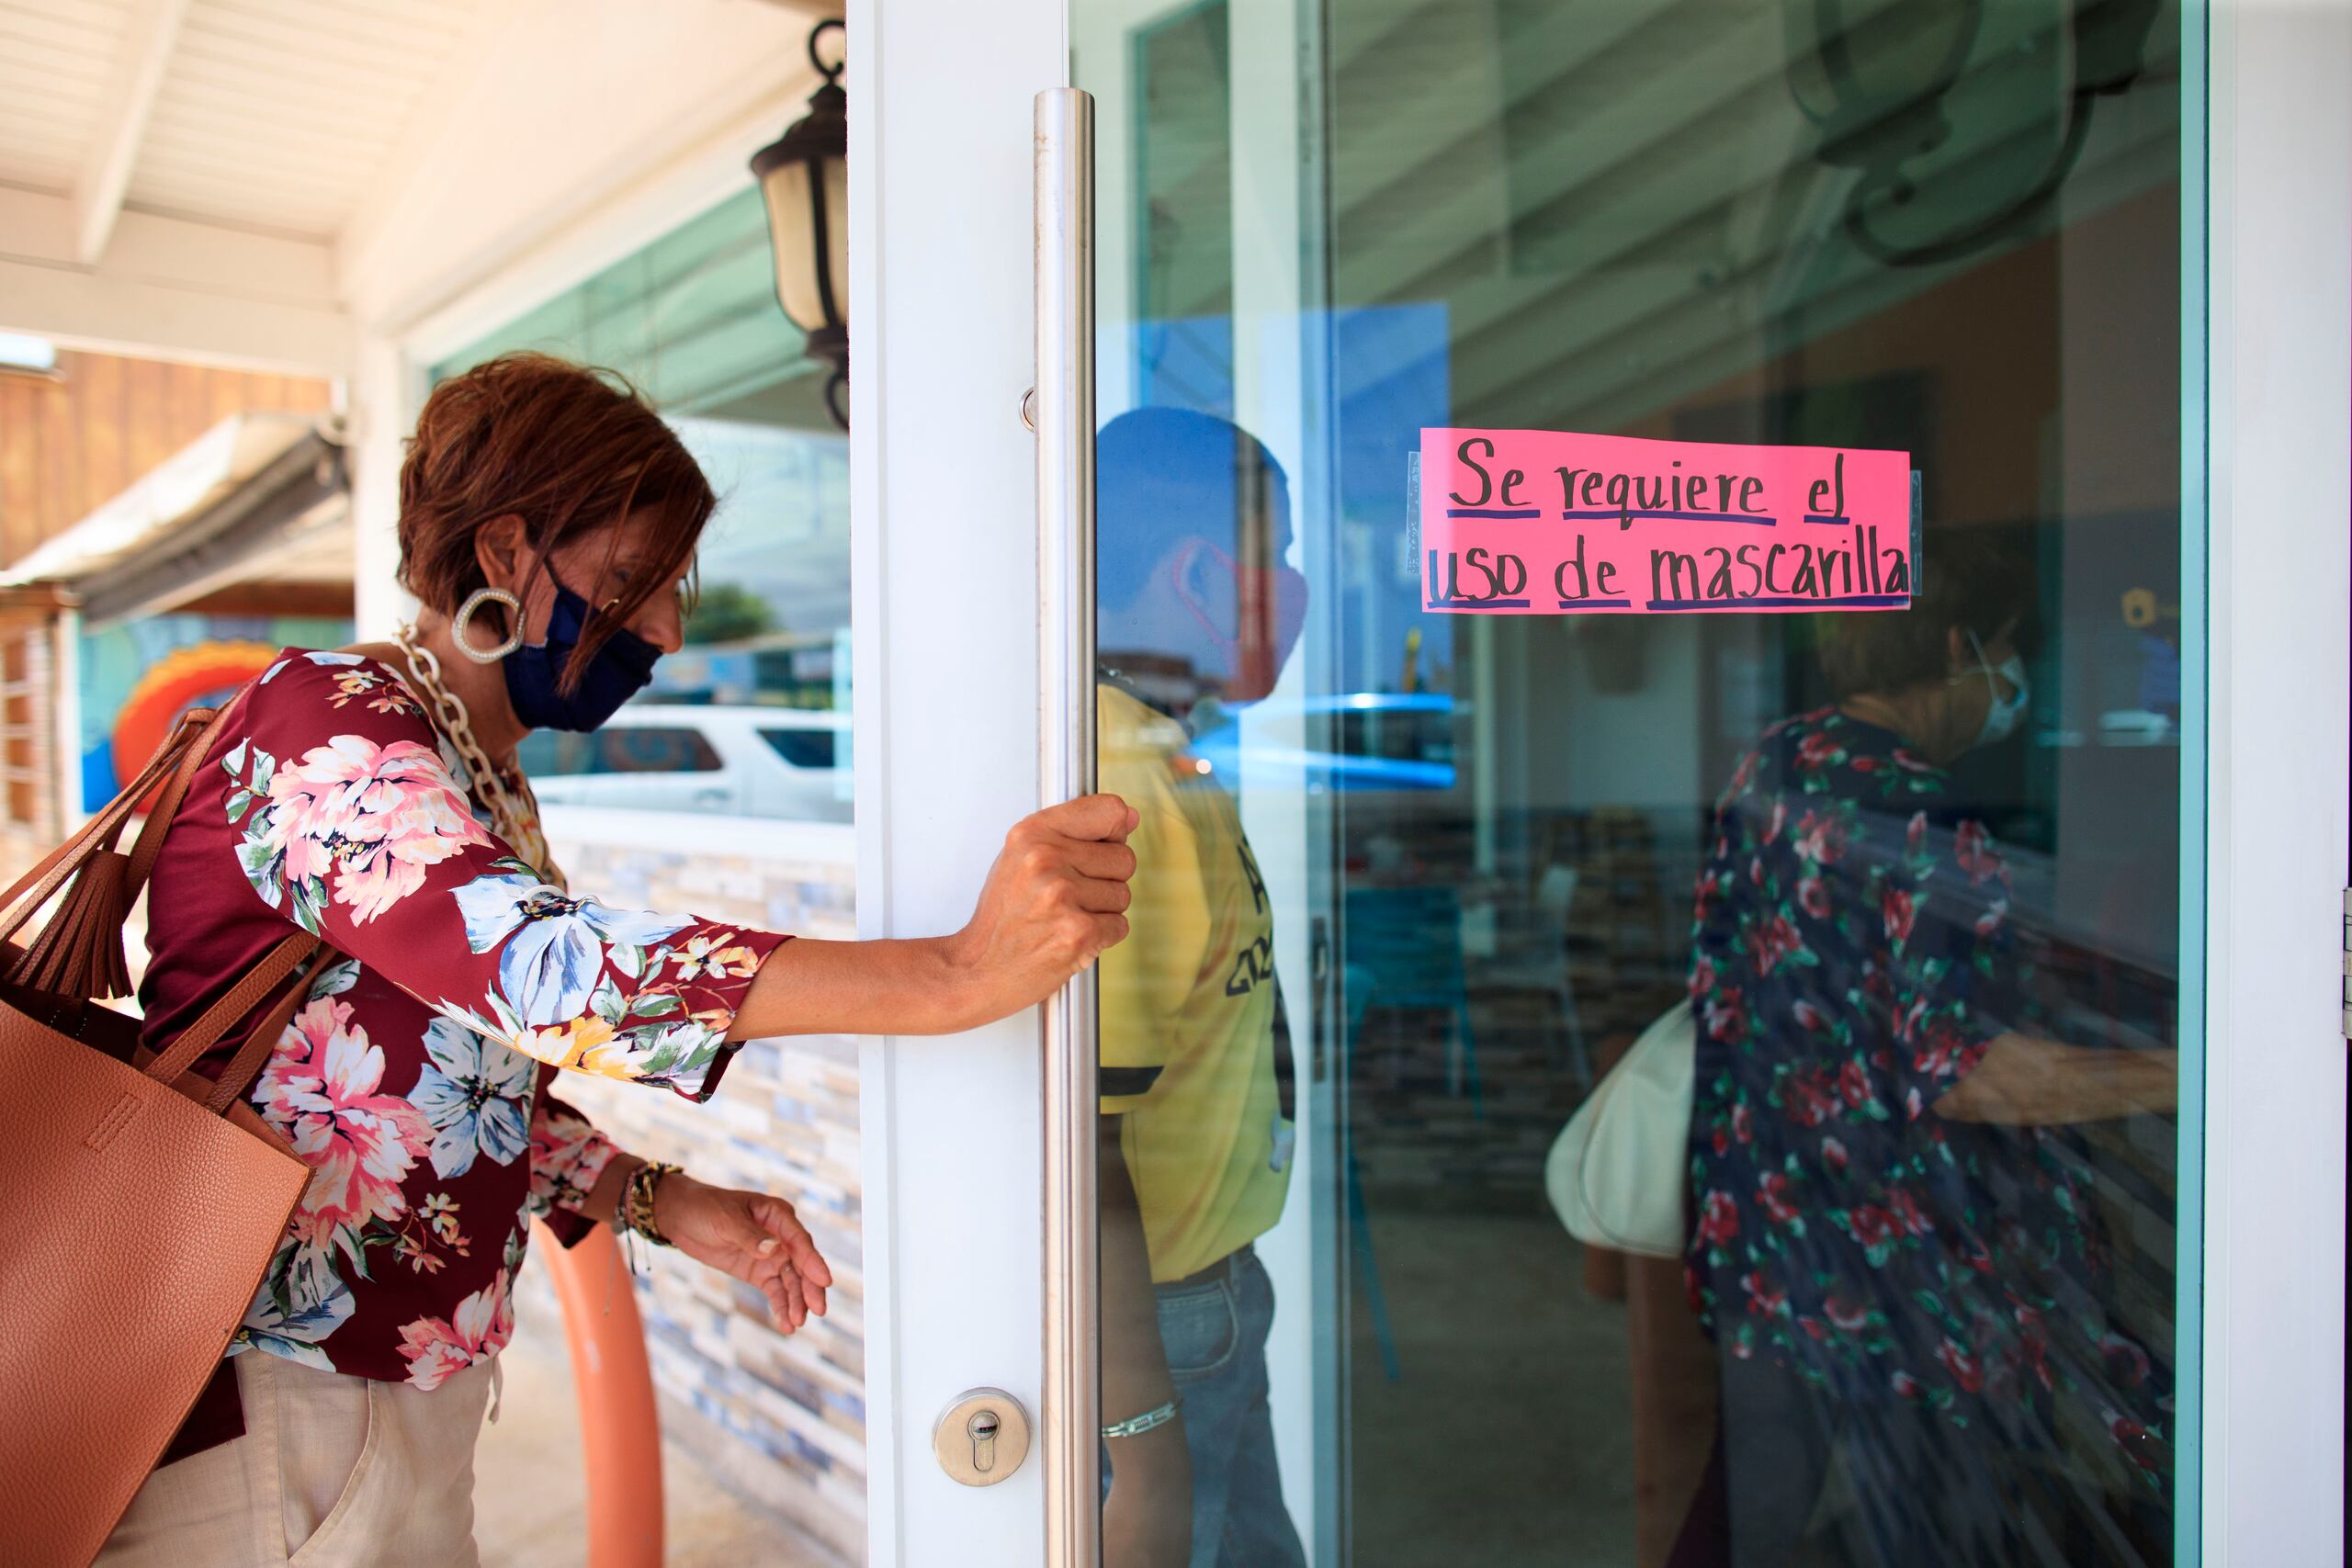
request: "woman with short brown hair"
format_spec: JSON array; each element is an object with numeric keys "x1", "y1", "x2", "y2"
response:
[{"x1": 97, "y1": 353, "x2": 1136, "y2": 1565}]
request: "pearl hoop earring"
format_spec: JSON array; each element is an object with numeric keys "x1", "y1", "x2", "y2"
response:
[{"x1": 452, "y1": 586, "x2": 526, "y2": 663}]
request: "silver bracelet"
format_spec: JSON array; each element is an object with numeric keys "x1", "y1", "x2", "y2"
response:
[{"x1": 1102, "y1": 1395, "x2": 1182, "y2": 1439}]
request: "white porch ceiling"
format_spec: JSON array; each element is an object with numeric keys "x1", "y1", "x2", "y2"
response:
[
  {"x1": 0, "y1": 0, "x2": 822, "y2": 376},
  {"x1": 139, "y1": 0, "x2": 489, "y2": 240},
  {"x1": 0, "y1": 0, "x2": 130, "y2": 197},
  {"x1": 0, "y1": 0, "x2": 494, "y2": 249}
]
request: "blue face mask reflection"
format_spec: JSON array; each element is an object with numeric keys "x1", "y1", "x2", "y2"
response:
[
  {"x1": 1960, "y1": 628, "x2": 2030, "y2": 750},
  {"x1": 503, "y1": 578, "x2": 662, "y2": 732}
]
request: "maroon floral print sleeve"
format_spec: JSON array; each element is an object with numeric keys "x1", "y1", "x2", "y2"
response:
[
  {"x1": 138, "y1": 648, "x2": 791, "y2": 1403},
  {"x1": 220, "y1": 651, "x2": 786, "y2": 1100}
]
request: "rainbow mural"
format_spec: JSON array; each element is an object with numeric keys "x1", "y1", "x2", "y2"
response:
[{"x1": 81, "y1": 615, "x2": 353, "y2": 809}]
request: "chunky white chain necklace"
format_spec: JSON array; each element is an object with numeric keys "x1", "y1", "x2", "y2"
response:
[{"x1": 393, "y1": 621, "x2": 558, "y2": 882}]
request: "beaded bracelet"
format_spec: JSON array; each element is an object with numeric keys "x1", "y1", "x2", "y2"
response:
[{"x1": 617, "y1": 1159, "x2": 683, "y2": 1249}]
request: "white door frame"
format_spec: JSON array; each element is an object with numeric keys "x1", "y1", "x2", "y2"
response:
[
  {"x1": 850, "y1": 1, "x2": 2352, "y2": 1562},
  {"x1": 849, "y1": 0, "x2": 1064, "y2": 1562},
  {"x1": 2199, "y1": 3, "x2": 2347, "y2": 1562}
]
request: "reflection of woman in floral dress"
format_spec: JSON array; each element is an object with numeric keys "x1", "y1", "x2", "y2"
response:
[
  {"x1": 100, "y1": 355, "x2": 1140, "y2": 1566},
  {"x1": 1673, "y1": 539, "x2": 2177, "y2": 1567}
]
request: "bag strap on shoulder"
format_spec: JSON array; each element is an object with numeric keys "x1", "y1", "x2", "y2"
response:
[
  {"x1": 138, "y1": 931, "x2": 331, "y2": 1118},
  {"x1": 127, "y1": 693, "x2": 238, "y2": 896},
  {"x1": 142, "y1": 931, "x2": 319, "y2": 1091},
  {"x1": 200, "y1": 939, "x2": 329, "y2": 1116}
]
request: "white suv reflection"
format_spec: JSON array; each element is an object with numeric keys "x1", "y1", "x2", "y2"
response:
[{"x1": 517, "y1": 704, "x2": 851, "y2": 823}]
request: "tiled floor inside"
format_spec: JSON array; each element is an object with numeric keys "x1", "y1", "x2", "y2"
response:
[
  {"x1": 1346, "y1": 1209, "x2": 1645, "y2": 1567},
  {"x1": 1336, "y1": 962, "x2": 1713, "y2": 1568}
]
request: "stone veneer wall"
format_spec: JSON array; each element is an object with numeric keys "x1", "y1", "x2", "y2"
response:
[{"x1": 526, "y1": 815, "x2": 864, "y2": 1563}]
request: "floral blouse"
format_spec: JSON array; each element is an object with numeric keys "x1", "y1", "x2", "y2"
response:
[
  {"x1": 140, "y1": 649, "x2": 788, "y2": 1433},
  {"x1": 1685, "y1": 708, "x2": 2169, "y2": 1483}
]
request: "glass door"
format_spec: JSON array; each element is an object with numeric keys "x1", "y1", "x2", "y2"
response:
[{"x1": 1078, "y1": 1, "x2": 2198, "y2": 1563}]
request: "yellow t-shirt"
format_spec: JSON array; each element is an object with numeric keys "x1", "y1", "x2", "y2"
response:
[{"x1": 1098, "y1": 683, "x2": 1293, "y2": 1284}]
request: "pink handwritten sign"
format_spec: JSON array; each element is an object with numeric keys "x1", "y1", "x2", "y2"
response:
[{"x1": 1418, "y1": 428, "x2": 1914, "y2": 615}]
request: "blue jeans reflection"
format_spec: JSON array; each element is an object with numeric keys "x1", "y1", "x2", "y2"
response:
[{"x1": 1107, "y1": 1246, "x2": 1306, "y2": 1568}]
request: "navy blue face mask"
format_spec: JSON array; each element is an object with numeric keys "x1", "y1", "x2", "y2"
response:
[{"x1": 504, "y1": 578, "x2": 662, "y2": 732}]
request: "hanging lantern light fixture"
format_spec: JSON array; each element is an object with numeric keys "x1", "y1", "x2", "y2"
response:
[
  {"x1": 751, "y1": 17, "x2": 849, "y2": 428},
  {"x1": 1785, "y1": 0, "x2": 2156, "y2": 270}
]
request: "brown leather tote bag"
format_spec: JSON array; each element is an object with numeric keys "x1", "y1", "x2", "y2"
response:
[{"x1": 0, "y1": 700, "x2": 326, "y2": 1567}]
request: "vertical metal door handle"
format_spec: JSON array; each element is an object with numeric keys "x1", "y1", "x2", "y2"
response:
[{"x1": 1034, "y1": 85, "x2": 1100, "y2": 1568}]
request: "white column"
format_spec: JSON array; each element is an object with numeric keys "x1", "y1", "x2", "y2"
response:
[
  {"x1": 345, "y1": 333, "x2": 424, "y2": 638},
  {"x1": 50, "y1": 605, "x2": 81, "y2": 832}
]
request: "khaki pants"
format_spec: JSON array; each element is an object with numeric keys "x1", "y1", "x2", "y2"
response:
[{"x1": 97, "y1": 1349, "x2": 493, "y2": 1567}]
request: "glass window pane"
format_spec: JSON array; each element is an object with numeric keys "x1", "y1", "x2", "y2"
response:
[
  {"x1": 514, "y1": 730, "x2": 562, "y2": 777},
  {"x1": 1085, "y1": 0, "x2": 2194, "y2": 1562}
]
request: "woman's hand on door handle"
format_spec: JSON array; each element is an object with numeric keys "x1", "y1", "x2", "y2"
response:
[
  {"x1": 726, "y1": 794, "x2": 1136, "y2": 1039},
  {"x1": 943, "y1": 793, "x2": 1139, "y2": 1020}
]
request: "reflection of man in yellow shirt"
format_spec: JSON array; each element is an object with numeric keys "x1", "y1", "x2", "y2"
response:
[
  {"x1": 1099, "y1": 684, "x2": 1293, "y2": 1277},
  {"x1": 1095, "y1": 408, "x2": 1306, "y2": 1568}
]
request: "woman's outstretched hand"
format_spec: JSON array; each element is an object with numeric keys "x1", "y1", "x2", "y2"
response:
[
  {"x1": 941, "y1": 793, "x2": 1138, "y2": 1023},
  {"x1": 656, "y1": 1172, "x2": 835, "y2": 1332},
  {"x1": 726, "y1": 792, "x2": 1137, "y2": 1039}
]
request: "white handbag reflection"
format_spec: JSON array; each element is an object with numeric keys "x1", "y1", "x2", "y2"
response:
[{"x1": 1544, "y1": 998, "x2": 1696, "y2": 1260}]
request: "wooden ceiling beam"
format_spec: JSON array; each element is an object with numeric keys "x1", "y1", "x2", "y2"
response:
[{"x1": 74, "y1": 0, "x2": 198, "y2": 265}]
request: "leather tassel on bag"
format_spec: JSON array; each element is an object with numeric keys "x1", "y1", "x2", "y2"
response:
[{"x1": 13, "y1": 846, "x2": 134, "y2": 1000}]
